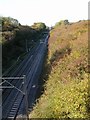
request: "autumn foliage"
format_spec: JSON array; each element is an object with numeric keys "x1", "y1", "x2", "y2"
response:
[{"x1": 30, "y1": 20, "x2": 89, "y2": 118}]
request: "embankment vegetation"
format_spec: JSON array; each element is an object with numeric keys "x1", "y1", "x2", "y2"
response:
[
  {"x1": 0, "y1": 17, "x2": 47, "y2": 72},
  {"x1": 30, "y1": 20, "x2": 89, "y2": 118}
]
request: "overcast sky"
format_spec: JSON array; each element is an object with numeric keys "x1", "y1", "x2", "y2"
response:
[{"x1": 0, "y1": 0, "x2": 89, "y2": 26}]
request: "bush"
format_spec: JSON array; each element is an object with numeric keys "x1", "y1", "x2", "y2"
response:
[{"x1": 30, "y1": 20, "x2": 89, "y2": 119}]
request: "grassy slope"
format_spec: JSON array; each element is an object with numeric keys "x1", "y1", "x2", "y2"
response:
[{"x1": 30, "y1": 20, "x2": 89, "y2": 118}]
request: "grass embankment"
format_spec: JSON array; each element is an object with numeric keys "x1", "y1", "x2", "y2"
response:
[{"x1": 30, "y1": 20, "x2": 89, "y2": 118}]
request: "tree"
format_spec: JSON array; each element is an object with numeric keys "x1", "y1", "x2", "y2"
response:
[
  {"x1": 2, "y1": 17, "x2": 19, "y2": 31},
  {"x1": 31, "y1": 22, "x2": 46, "y2": 31},
  {"x1": 55, "y1": 20, "x2": 69, "y2": 26}
]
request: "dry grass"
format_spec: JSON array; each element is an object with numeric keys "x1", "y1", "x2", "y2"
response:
[{"x1": 29, "y1": 20, "x2": 89, "y2": 119}]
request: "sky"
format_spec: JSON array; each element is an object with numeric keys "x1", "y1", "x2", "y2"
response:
[{"x1": 0, "y1": 0, "x2": 89, "y2": 26}]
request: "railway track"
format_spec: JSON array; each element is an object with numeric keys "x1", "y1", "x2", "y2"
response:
[
  {"x1": 2, "y1": 43, "x2": 41, "y2": 104},
  {"x1": 2, "y1": 33, "x2": 49, "y2": 119}
]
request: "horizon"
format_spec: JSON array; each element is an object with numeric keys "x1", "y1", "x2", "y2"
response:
[
  {"x1": 0, "y1": 0, "x2": 89, "y2": 27},
  {"x1": 1, "y1": 15, "x2": 88, "y2": 27}
]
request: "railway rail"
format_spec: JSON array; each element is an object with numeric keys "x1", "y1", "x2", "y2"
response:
[{"x1": 1, "y1": 33, "x2": 49, "y2": 120}]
